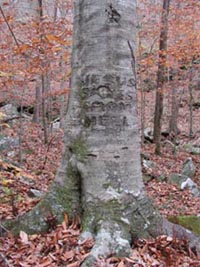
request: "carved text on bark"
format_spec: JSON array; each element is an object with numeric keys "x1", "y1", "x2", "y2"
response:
[{"x1": 80, "y1": 74, "x2": 135, "y2": 133}]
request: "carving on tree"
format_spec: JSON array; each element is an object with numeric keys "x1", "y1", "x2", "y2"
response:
[{"x1": 79, "y1": 73, "x2": 134, "y2": 134}]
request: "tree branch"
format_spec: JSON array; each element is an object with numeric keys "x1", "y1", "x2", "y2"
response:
[
  {"x1": 0, "y1": 252, "x2": 14, "y2": 267},
  {"x1": 0, "y1": 6, "x2": 20, "y2": 48}
]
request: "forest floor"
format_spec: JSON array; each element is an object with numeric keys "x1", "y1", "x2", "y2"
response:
[{"x1": 0, "y1": 89, "x2": 200, "y2": 266}]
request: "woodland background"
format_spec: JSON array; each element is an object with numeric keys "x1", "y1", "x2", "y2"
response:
[{"x1": 0, "y1": 0, "x2": 200, "y2": 266}]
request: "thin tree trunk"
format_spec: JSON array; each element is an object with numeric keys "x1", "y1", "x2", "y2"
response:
[
  {"x1": 33, "y1": 83, "x2": 41, "y2": 123},
  {"x1": 169, "y1": 81, "x2": 179, "y2": 136},
  {"x1": 59, "y1": 53, "x2": 68, "y2": 129},
  {"x1": 140, "y1": 80, "x2": 146, "y2": 145},
  {"x1": 41, "y1": 74, "x2": 48, "y2": 144},
  {"x1": 38, "y1": 0, "x2": 49, "y2": 143},
  {"x1": 137, "y1": 29, "x2": 146, "y2": 145},
  {"x1": 18, "y1": 102, "x2": 23, "y2": 165},
  {"x1": 168, "y1": 1, "x2": 181, "y2": 139},
  {"x1": 153, "y1": 0, "x2": 170, "y2": 155},
  {"x1": 189, "y1": 67, "x2": 194, "y2": 138}
]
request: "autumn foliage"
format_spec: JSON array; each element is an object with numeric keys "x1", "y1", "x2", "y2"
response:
[{"x1": 0, "y1": 0, "x2": 200, "y2": 266}]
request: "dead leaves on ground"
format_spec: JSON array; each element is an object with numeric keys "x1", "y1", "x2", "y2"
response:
[
  {"x1": 146, "y1": 180, "x2": 200, "y2": 217},
  {"x1": 95, "y1": 236, "x2": 199, "y2": 267},
  {"x1": 0, "y1": 222, "x2": 199, "y2": 267},
  {"x1": 0, "y1": 160, "x2": 40, "y2": 220},
  {"x1": 0, "y1": 123, "x2": 64, "y2": 221},
  {"x1": 0, "y1": 218, "x2": 94, "y2": 267}
]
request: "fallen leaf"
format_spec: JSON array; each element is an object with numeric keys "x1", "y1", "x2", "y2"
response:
[
  {"x1": 62, "y1": 250, "x2": 74, "y2": 260},
  {"x1": 39, "y1": 257, "x2": 52, "y2": 267},
  {"x1": 117, "y1": 260, "x2": 126, "y2": 267},
  {"x1": 19, "y1": 263, "x2": 31, "y2": 267},
  {"x1": 20, "y1": 231, "x2": 29, "y2": 244},
  {"x1": 67, "y1": 262, "x2": 80, "y2": 267}
]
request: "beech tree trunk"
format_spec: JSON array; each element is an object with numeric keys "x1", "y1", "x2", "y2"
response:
[{"x1": 3, "y1": 0, "x2": 200, "y2": 265}]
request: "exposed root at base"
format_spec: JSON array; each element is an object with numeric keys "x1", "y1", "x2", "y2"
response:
[
  {"x1": 161, "y1": 218, "x2": 200, "y2": 255},
  {"x1": 80, "y1": 217, "x2": 200, "y2": 266},
  {"x1": 80, "y1": 223, "x2": 132, "y2": 267}
]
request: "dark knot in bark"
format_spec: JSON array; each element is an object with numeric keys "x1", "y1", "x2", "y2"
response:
[{"x1": 105, "y1": 4, "x2": 121, "y2": 24}]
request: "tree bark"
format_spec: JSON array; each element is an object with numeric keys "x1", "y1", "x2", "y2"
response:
[
  {"x1": 169, "y1": 80, "x2": 179, "y2": 136},
  {"x1": 2, "y1": 0, "x2": 200, "y2": 264},
  {"x1": 153, "y1": 0, "x2": 170, "y2": 155},
  {"x1": 33, "y1": 83, "x2": 41, "y2": 123},
  {"x1": 188, "y1": 65, "x2": 194, "y2": 139}
]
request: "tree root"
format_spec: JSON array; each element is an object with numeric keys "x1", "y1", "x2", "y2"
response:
[
  {"x1": 160, "y1": 218, "x2": 200, "y2": 254},
  {"x1": 80, "y1": 217, "x2": 200, "y2": 266},
  {"x1": 1, "y1": 192, "x2": 199, "y2": 264},
  {"x1": 80, "y1": 221, "x2": 132, "y2": 267}
]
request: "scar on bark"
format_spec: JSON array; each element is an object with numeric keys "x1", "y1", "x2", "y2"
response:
[
  {"x1": 127, "y1": 40, "x2": 136, "y2": 79},
  {"x1": 87, "y1": 153, "x2": 97, "y2": 158},
  {"x1": 105, "y1": 4, "x2": 121, "y2": 24}
]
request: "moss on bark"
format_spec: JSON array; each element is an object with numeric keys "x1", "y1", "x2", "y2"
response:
[
  {"x1": 3, "y1": 162, "x2": 82, "y2": 235},
  {"x1": 69, "y1": 137, "x2": 88, "y2": 162}
]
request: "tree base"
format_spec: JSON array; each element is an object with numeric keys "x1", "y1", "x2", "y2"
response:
[{"x1": 2, "y1": 192, "x2": 199, "y2": 265}]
